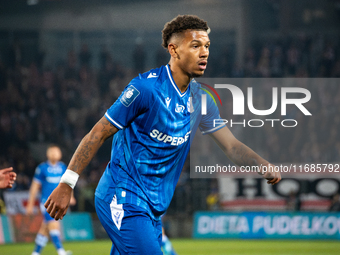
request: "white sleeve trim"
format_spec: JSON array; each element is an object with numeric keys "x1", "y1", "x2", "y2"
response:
[
  {"x1": 33, "y1": 177, "x2": 42, "y2": 184},
  {"x1": 105, "y1": 112, "x2": 124, "y2": 130},
  {"x1": 201, "y1": 123, "x2": 226, "y2": 135}
]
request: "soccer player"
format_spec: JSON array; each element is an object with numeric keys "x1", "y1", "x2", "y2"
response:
[
  {"x1": 161, "y1": 227, "x2": 177, "y2": 255},
  {"x1": 45, "y1": 15, "x2": 281, "y2": 254},
  {"x1": 0, "y1": 167, "x2": 16, "y2": 189},
  {"x1": 27, "y1": 145, "x2": 75, "y2": 255}
]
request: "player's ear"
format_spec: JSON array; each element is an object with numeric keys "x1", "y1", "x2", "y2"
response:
[{"x1": 168, "y1": 43, "x2": 179, "y2": 59}]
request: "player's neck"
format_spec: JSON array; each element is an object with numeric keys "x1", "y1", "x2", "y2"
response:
[
  {"x1": 168, "y1": 63, "x2": 191, "y2": 93},
  {"x1": 48, "y1": 160, "x2": 58, "y2": 166}
]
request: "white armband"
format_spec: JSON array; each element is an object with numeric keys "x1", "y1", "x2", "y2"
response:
[{"x1": 60, "y1": 169, "x2": 79, "y2": 189}]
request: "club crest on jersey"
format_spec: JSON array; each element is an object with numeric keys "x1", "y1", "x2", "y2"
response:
[
  {"x1": 175, "y1": 103, "x2": 185, "y2": 113},
  {"x1": 120, "y1": 85, "x2": 140, "y2": 107},
  {"x1": 187, "y1": 97, "x2": 194, "y2": 113}
]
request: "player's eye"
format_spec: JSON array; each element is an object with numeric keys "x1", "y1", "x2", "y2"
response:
[{"x1": 192, "y1": 45, "x2": 199, "y2": 48}]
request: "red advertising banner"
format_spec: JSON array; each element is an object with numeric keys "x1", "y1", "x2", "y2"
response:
[{"x1": 10, "y1": 214, "x2": 43, "y2": 243}]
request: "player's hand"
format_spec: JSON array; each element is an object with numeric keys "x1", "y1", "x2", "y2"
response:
[
  {"x1": 262, "y1": 164, "x2": 281, "y2": 185},
  {"x1": 70, "y1": 195, "x2": 77, "y2": 206},
  {"x1": 0, "y1": 167, "x2": 16, "y2": 189},
  {"x1": 44, "y1": 183, "x2": 72, "y2": 220},
  {"x1": 26, "y1": 204, "x2": 34, "y2": 215}
]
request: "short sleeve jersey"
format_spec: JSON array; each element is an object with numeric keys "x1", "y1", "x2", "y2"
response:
[
  {"x1": 33, "y1": 161, "x2": 67, "y2": 203},
  {"x1": 95, "y1": 64, "x2": 225, "y2": 219}
]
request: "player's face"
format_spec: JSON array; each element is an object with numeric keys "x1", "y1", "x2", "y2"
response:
[
  {"x1": 176, "y1": 30, "x2": 210, "y2": 77},
  {"x1": 47, "y1": 147, "x2": 62, "y2": 163}
]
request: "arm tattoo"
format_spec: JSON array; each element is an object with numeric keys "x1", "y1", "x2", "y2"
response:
[
  {"x1": 230, "y1": 144, "x2": 258, "y2": 167},
  {"x1": 68, "y1": 118, "x2": 117, "y2": 174},
  {"x1": 97, "y1": 117, "x2": 117, "y2": 140},
  {"x1": 68, "y1": 132, "x2": 100, "y2": 173}
]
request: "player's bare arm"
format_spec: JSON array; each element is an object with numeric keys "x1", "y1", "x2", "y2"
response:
[
  {"x1": 68, "y1": 116, "x2": 118, "y2": 174},
  {"x1": 26, "y1": 180, "x2": 41, "y2": 215},
  {"x1": 45, "y1": 117, "x2": 118, "y2": 220},
  {"x1": 210, "y1": 126, "x2": 281, "y2": 185}
]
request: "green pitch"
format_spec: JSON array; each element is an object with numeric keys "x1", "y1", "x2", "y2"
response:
[{"x1": 1, "y1": 239, "x2": 340, "y2": 255}]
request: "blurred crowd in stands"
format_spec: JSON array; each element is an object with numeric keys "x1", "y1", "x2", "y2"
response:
[
  {"x1": 0, "y1": 33, "x2": 339, "y2": 213},
  {"x1": 210, "y1": 34, "x2": 340, "y2": 78}
]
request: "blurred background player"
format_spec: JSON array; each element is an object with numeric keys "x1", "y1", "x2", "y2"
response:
[
  {"x1": 161, "y1": 227, "x2": 177, "y2": 255},
  {"x1": 161, "y1": 212, "x2": 177, "y2": 255},
  {"x1": 26, "y1": 145, "x2": 75, "y2": 255},
  {"x1": 0, "y1": 167, "x2": 16, "y2": 189},
  {"x1": 329, "y1": 193, "x2": 340, "y2": 212}
]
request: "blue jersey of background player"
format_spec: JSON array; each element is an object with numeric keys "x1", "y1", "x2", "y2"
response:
[
  {"x1": 46, "y1": 15, "x2": 281, "y2": 255},
  {"x1": 34, "y1": 160, "x2": 66, "y2": 206},
  {"x1": 27, "y1": 145, "x2": 74, "y2": 255}
]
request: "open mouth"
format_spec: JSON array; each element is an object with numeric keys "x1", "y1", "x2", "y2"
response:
[{"x1": 198, "y1": 61, "x2": 207, "y2": 70}]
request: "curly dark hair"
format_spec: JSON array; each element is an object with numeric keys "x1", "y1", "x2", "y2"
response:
[{"x1": 162, "y1": 15, "x2": 209, "y2": 49}]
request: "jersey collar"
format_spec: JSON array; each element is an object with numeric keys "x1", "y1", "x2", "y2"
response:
[
  {"x1": 165, "y1": 64, "x2": 189, "y2": 98},
  {"x1": 47, "y1": 160, "x2": 58, "y2": 166}
]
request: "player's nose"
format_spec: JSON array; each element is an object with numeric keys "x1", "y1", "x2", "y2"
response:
[{"x1": 200, "y1": 47, "x2": 209, "y2": 58}]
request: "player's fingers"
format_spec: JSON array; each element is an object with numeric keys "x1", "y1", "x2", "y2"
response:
[
  {"x1": 46, "y1": 203, "x2": 54, "y2": 215},
  {"x1": 0, "y1": 167, "x2": 13, "y2": 174},
  {"x1": 267, "y1": 178, "x2": 276, "y2": 184},
  {"x1": 10, "y1": 172, "x2": 17, "y2": 179},
  {"x1": 44, "y1": 198, "x2": 51, "y2": 209},
  {"x1": 55, "y1": 207, "x2": 65, "y2": 221},
  {"x1": 270, "y1": 174, "x2": 281, "y2": 185},
  {"x1": 273, "y1": 172, "x2": 281, "y2": 183},
  {"x1": 273, "y1": 176, "x2": 281, "y2": 185},
  {"x1": 46, "y1": 201, "x2": 55, "y2": 215},
  {"x1": 266, "y1": 174, "x2": 274, "y2": 182},
  {"x1": 49, "y1": 204, "x2": 58, "y2": 218},
  {"x1": 60, "y1": 210, "x2": 68, "y2": 220}
]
